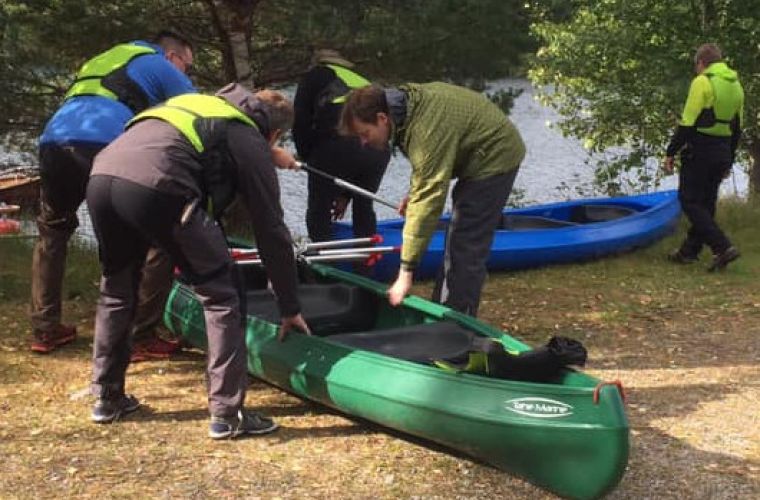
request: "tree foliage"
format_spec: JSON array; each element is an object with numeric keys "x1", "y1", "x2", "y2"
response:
[
  {"x1": 0, "y1": 0, "x2": 533, "y2": 152},
  {"x1": 529, "y1": 0, "x2": 760, "y2": 194}
]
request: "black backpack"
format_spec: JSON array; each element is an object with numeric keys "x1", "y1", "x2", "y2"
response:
[{"x1": 435, "y1": 336, "x2": 588, "y2": 383}]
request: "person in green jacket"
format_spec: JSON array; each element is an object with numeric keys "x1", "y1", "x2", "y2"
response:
[
  {"x1": 340, "y1": 82, "x2": 525, "y2": 316},
  {"x1": 663, "y1": 43, "x2": 744, "y2": 271}
]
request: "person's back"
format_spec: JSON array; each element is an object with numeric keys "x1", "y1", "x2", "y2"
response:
[
  {"x1": 40, "y1": 38, "x2": 195, "y2": 148},
  {"x1": 398, "y1": 82, "x2": 524, "y2": 181},
  {"x1": 293, "y1": 49, "x2": 369, "y2": 159}
]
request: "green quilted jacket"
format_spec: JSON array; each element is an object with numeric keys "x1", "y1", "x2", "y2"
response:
[{"x1": 394, "y1": 82, "x2": 525, "y2": 266}]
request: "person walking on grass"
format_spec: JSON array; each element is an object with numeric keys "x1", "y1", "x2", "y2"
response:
[
  {"x1": 339, "y1": 82, "x2": 525, "y2": 317},
  {"x1": 86, "y1": 84, "x2": 310, "y2": 438},
  {"x1": 32, "y1": 31, "x2": 196, "y2": 357},
  {"x1": 293, "y1": 49, "x2": 390, "y2": 250},
  {"x1": 664, "y1": 43, "x2": 744, "y2": 272}
]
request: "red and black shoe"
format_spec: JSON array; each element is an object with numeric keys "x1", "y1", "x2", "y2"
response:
[
  {"x1": 130, "y1": 336, "x2": 181, "y2": 363},
  {"x1": 30, "y1": 324, "x2": 77, "y2": 353}
]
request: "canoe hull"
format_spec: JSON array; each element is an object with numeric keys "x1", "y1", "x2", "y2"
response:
[
  {"x1": 165, "y1": 264, "x2": 629, "y2": 499},
  {"x1": 334, "y1": 190, "x2": 680, "y2": 281},
  {"x1": 0, "y1": 175, "x2": 41, "y2": 208}
]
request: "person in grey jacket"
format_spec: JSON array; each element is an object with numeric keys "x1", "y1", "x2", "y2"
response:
[{"x1": 86, "y1": 83, "x2": 309, "y2": 438}]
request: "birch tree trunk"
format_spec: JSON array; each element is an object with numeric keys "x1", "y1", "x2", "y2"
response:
[
  {"x1": 207, "y1": 0, "x2": 260, "y2": 88},
  {"x1": 747, "y1": 140, "x2": 760, "y2": 196}
]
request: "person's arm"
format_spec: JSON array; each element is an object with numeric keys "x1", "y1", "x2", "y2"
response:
[
  {"x1": 293, "y1": 66, "x2": 334, "y2": 160},
  {"x1": 387, "y1": 130, "x2": 454, "y2": 307},
  {"x1": 399, "y1": 129, "x2": 457, "y2": 270},
  {"x1": 226, "y1": 124, "x2": 301, "y2": 317},
  {"x1": 729, "y1": 99, "x2": 744, "y2": 163},
  {"x1": 665, "y1": 76, "x2": 710, "y2": 158}
]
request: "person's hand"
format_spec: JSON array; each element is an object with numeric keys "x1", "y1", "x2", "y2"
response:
[
  {"x1": 387, "y1": 269, "x2": 414, "y2": 307},
  {"x1": 662, "y1": 156, "x2": 675, "y2": 175},
  {"x1": 271, "y1": 146, "x2": 298, "y2": 170},
  {"x1": 278, "y1": 313, "x2": 311, "y2": 342},
  {"x1": 398, "y1": 195, "x2": 409, "y2": 217},
  {"x1": 331, "y1": 196, "x2": 350, "y2": 221}
]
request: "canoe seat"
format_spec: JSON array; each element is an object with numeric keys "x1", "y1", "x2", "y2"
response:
[
  {"x1": 570, "y1": 204, "x2": 636, "y2": 223},
  {"x1": 246, "y1": 283, "x2": 377, "y2": 335},
  {"x1": 328, "y1": 321, "x2": 475, "y2": 363},
  {"x1": 499, "y1": 214, "x2": 578, "y2": 230}
]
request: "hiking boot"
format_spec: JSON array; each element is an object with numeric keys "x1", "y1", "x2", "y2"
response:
[
  {"x1": 30, "y1": 324, "x2": 77, "y2": 353},
  {"x1": 209, "y1": 409, "x2": 279, "y2": 439},
  {"x1": 667, "y1": 249, "x2": 698, "y2": 264},
  {"x1": 91, "y1": 394, "x2": 140, "y2": 423},
  {"x1": 130, "y1": 336, "x2": 181, "y2": 363},
  {"x1": 708, "y1": 246, "x2": 740, "y2": 272}
]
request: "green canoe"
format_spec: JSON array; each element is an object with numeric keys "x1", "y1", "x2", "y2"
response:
[{"x1": 164, "y1": 262, "x2": 629, "y2": 499}]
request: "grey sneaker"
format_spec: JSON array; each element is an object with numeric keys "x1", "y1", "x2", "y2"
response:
[
  {"x1": 91, "y1": 394, "x2": 140, "y2": 423},
  {"x1": 209, "y1": 409, "x2": 279, "y2": 439}
]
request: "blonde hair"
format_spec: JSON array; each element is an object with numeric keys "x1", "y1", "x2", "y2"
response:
[{"x1": 255, "y1": 89, "x2": 294, "y2": 132}]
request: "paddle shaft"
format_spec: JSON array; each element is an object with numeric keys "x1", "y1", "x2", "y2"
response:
[
  {"x1": 315, "y1": 245, "x2": 397, "y2": 256},
  {"x1": 297, "y1": 162, "x2": 399, "y2": 210},
  {"x1": 235, "y1": 253, "x2": 375, "y2": 266},
  {"x1": 304, "y1": 235, "x2": 382, "y2": 250},
  {"x1": 231, "y1": 245, "x2": 398, "y2": 260},
  {"x1": 230, "y1": 235, "x2": 386, "y2": 259}
]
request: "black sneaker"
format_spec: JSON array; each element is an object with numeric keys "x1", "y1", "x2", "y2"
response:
[
  {"x1": 708, "y1": 246, "x2": 740, "y2": 272},
  {"x1": 208, "y1": 409, "x2": 279, "y2": 439},
  {"x1": 667, "y1": 249, "x2": 698, "y2": 264},
  {"x1": 91, "y1": 394, "x2": 140, "y2": 423}
]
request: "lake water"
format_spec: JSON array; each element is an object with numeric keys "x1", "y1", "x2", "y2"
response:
[
  {"x1": 276, "y1": 78, "x2": 747, "y2": 236},
  {"x1": 2, "y1": 78, "x2": 748, "y2": 241}
]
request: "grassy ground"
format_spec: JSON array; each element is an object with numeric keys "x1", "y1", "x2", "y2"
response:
[{"x1": 0, "y1": 201, "x2": 758, "y2": 499}]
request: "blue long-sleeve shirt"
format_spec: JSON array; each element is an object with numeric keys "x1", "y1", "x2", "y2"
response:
[{"x1": 39, "y1": 41, "x2": 195, "y2": 147}]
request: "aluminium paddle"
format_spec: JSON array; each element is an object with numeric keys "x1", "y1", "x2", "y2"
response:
[{"x1": 296, "y1": 162, "x2": 399, "y2": 210}]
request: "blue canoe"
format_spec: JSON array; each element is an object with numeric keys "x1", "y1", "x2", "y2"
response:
[{"x1": 333, "y1": 190, "x2": 680, "y2": 281}]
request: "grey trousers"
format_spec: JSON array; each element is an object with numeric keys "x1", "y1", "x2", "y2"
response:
[
  {"x1": 30, "y1": 194, "x2": 79, "y2": 331},
  {"x1": 87, "y1": 176, "x2": 247, "y2": 417},
  {"x1": 432, "y1": 169, "x2": 519, "y2": 317},
  {"x1": 131, "y1": 247, "x2": 174, "y2": 341}
]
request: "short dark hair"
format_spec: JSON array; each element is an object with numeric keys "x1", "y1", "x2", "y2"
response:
[
  {"x1": 154, "y1": 29, "x2": 193, "y2": 53},
  {"x1": 338, "y1": 85, "x2": 388, "y2": 136},
  {"x1": 695, "y1": 43, "x2": 722, "y2": 66}
]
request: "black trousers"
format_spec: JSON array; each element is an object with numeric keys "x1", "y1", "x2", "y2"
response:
[
  {"x1": 306, "y1": 136, "x2": 390, "y2": 242},
  {"x1": 677, "y1": 139, "x2": 733, "y2": 257}
]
